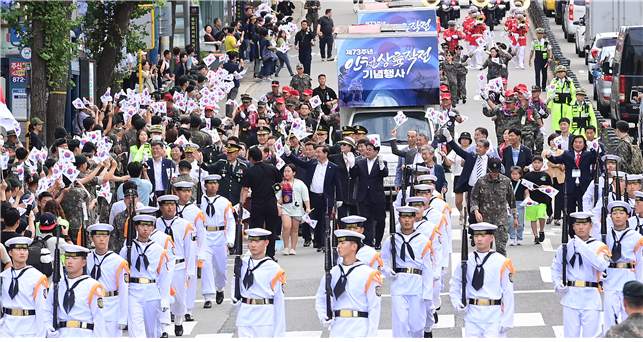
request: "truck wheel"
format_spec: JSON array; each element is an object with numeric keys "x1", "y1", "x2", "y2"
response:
[
  {"x1": 588, "y1": 73, "x2": 593, "y2": 84},
  {"x1": 555, "y1": 14, "x2": 562, "y2": 25},
  {"x1": 578, "y1": 47, "x2": 585, "y2": 58},
  {"x1": 567, "y1": 33, "x2": 574, "y2": 43}
]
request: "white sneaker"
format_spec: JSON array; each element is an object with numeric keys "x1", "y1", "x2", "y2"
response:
[
  {"x1": 282, "y1": 248, "x2": 290, "y2": 255},
  {"x1": 289, "y1": 249, "x2": 297, "y2": 255},
  {"x1": 517, "y1": 240, "x2": 523, "y2": 245},
  {"x1": 509, "y1": 238, "x2": 515, "y2": 246},
  {"x1": 321, "y1": 58, "x2": 326, "y2": 61}
]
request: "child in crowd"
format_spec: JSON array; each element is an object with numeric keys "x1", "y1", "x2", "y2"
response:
[
  {"x1": 524, "y1": 156, "x2": 552, "y2": 245},
  {"x1": 509, "y1": 166, "x2": 526, "y2": 246}
]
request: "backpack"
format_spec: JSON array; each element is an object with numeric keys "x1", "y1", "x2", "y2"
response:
[
  {"x1": 27, "y1": 235, "x2": 53, "y2": 277},
  {"x1": 630, "y1": 144, "x2": 643, "y2": 174}
]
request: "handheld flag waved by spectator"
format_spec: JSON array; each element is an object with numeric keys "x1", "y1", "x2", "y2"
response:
[
  {"x1": 520, "y1": 179, "x2": 536, "y2": 190},
  {"x1": 367, "y1": 134, "x2": 381, "y2": 148},
  {"x1": 72, "y1": 98, "x2": 85, "y2": 109},
  {"x1": 521, "y1": 197, "x2": 540, "y2": 206},
  {"x1": 309, "y1": 95, "x2": 322, "y2": 109},
  {"x1": 394, "y1": 111, "x2": 408, "y2": 128},
  {"x1": 303, "y1": 212, "x2": 317, "y2": 228},
  {"x1": 538, "y1": 186, "x2": 559, "y2": 199},
  {"x1": 101, "y1": 87, "x2": 112, "y2": 103}
]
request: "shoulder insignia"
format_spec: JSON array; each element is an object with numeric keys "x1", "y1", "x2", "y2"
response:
[
  {"x1": 375, "y1": 285, "x2": 382, "y2": 297},
  {"x1": 97, "y1": 297, "x2": 104, "y2": 308},
  {"x1": 124, "y1": 273, "x2": 129, "y2": 283},
  {"x1": 604, "y1": 254, "x2": 610, "y2": 261},
  {"x1": 509, "y1": 273, "x2": 514, "y2": 283}
]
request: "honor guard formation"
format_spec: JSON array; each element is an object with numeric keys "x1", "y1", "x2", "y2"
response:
[{"x1": 3, "y1": 0, "x2": 643, "y2": 339}]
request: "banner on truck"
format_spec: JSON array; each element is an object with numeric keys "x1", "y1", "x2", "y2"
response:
[
  {"x1": 337, "y1": 36, "x2": 440, "y2": 108},
  {"x1": 357, "y1": 9, "x2": 438, "y2": 32}
]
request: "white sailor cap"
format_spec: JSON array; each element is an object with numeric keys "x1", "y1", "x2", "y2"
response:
[
  {"x1": 341, "y1": 215, "x2": 367, "y2": 228},
  {"x1": 608, "y1": 201, "x2": 631, "y2": 213},
  {"x1": 610, "y1": 171, "x2": 628, "y2": 180},
  {"x1": 4, "y1": 236, "x2": 33, "y2": 249},
  {"x1": 136, "y1": 206, "x2": 159, "y2": 215},
  {"x1": 406, "y1": 196, "x2": 428, "y2": 206},
  {"x1": 414, "y1": 184, "x2": 435, "y2": 194},
  {"x1": 134, "y1": 215, "x2": 157, "y2": 226},
  {"x1": 203, "y1": 174, "x2": 222, "y2": 184},
  {"x1": 334, "y1": 229, "x2": 364, "y2": 243},
  {"x1": 417, "y1": 174, "x2": 437, "y2": 184},
  {"x1": 569, "y1": 212, "x2": 594, "y2": 223},
  {"x1": 174, "y1": 181, "x2": 195, "y2": 191},
  {"x1": 416, "y1": 166, "x2": 431, "y2": 175},
  {"x1": 158, "y1": 195, "x2": 179, "y2": 205},
  {"x1": 246, "y1": 228, "x2": 271, "y2": 241},
  {"x1": 184, "y1": 143, "x2": 199, "y2": 153},
  {"x1": 61, "y1": 244, "x2": 90, "y2": 258},
  {"x1": 396, "y1": 206, "x2": 419, "y2": 217},
  {"x1": 470, "y1": 222, "x2": 498, "y2": 235},
  {"x1": 627, "y1": 174, "x2": 643, "y2": 183},
  {"x1": 634, "y1": 191, "x2": 643, "y2": 201},
  {"x1": 602, "y1": 155, "x2": 621, "y2": 163},
  {"x1": 87, "y1": 223, "x2": 114, "y2": 235}
]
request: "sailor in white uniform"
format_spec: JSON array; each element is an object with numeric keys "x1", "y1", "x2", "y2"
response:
[
  {"x1": 582, "y1": 155, "x2": 619, "y2": 212},
  {"x1": 336, "y1": 216, "x2": 384, "y2": 272},
  {"x1": 627, "y1": 191, "x2": 643, "y2": 235},
  {"x1": 450, "y1": 222, "x2": 515, "y2": 338},
  {"x1": 231, "y1": 228, "x2": 286, "y2": 337}
]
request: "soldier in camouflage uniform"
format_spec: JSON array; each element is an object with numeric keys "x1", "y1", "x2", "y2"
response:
[
  {"x1": 518, "y1": 85, "x2": 548, "y2": 156},
  {"x1": 482, "y1": 94, "x2": 526, "y2": 145},
  {"x1": 614, "y1": 120, "x2": 634, "y2": 174},
  {"x1": 604, "y1": 280, "x2": 643, "y2": 338},
  {"x1": 440, "y1": 51, "x2": 464, "y2": 103},
  {"x1": 454, "y1": 45, "x2": 469, "y2": 103},
  {"x1": 190, "y1": 115, "x2": 213, "y2": 151},
  {"x1": 3, "y1": 130, "x2": 21, "y2": 157},
  {"x1": 305, "y1": 1, "x2": 321, "y2": 36},
  {"x1": 60, "y1": 182, "x2": 92, "y2": 244},
  {"x1": 469, "y1": 157, "x2": 518, "y2": 257},
  {"x1": 170, "y1": 160, "x2": 199, "y2": 202},
  {"x1": 290, "y1": 64, "x2": 312, "y2": 101}
]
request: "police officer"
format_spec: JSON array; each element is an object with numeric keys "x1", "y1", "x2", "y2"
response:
[
  {"x1": 528, "y1": 28, "x2": 553, "y2": 89},
  {"x1": 569, "y1": 88, "x2": 597, "y2": 138},
  {"x1": 450, "y1": 222, "x2": 515, "y2": 338},
  {"x1": 336, "y1": 216, "x2": 384, "y2": 271},
  {"x1": 315, "y1": 229, "x2": 382, "y2": 338},
  {"x1": 49, "y1": 244, "x2": 107, "y2": 338},
  {"x1": 202, "y1": 143, "x2": 248, "y2": 206},
  {"x1": 86, "y1": 224, "x2": 129, "y2": 338},
  {"x1": 1, "y1": 237, "x2": 50, "y2": 338},
  {"x1": 547, "y1": 65, "x2": 576, "y2": 133},
  {"x1": 550, "y1": 212, "x2": 610, "y2": 338},
  {"x1": 231, "y1": 228, "x2": 287, "y2": 337},
  {"x1": 199, "y1": 174, "x2": 236, "y2": 307}
]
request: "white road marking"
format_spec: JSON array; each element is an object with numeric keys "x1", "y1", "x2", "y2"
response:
[
  {"x1": 539, "y1": 266, "x2": 553, "y2": 283},
  {"x1": 578, "y1": 70, "x2": 585, "y2": 74},
  {"x1": 514, "y1": 312, "x2": 546, "y2": 326},
  {"x1": 552, "y1": 325, "x2": 564, "y2": 338},
  {"x1": 434, "y1": 314, "x2": 456, "y2": 329},
  {"x1": 473, "y1": 95, "x2": 482, "y2": 101},
  {"x1": 541, "y1": 238, "x2": 555, "y2": 252}
]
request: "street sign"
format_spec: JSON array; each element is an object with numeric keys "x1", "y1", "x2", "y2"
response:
[{"x1": 20, "y1": 47, "x2": 31, "y2": 60}]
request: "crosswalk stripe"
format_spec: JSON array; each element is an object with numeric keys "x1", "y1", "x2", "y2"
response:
[
  {"x1": 540, "y1": 266, "x2": 553, "y2": 283},
  {"x1": 552, "y1": 325, "x2": 564, "y2": 338},
  {"x1": 514, "y1": 313, "x2": 545, "y2": 326},
  {"x1": 541, "y1": 238, "x2": 555, "y2": 252}
]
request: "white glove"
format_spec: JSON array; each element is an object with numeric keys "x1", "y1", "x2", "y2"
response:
[
  {"x1": 337, "y1": 201, "x2": 343, "y2": 207},
  {"x1": 442, "y1": 129, "x2": 452, "y2": 141},
  {"x1": 321, "y1": 316, "x2": 334, "y2": 328},
  {"x1": 540, "y1": 127, "x2": 546, "y2": 135},
  {"x1": 555, "y1": 282, "x2": 568, "y2": 293},
  {"x1": 231, "y1": 297, "x2": 241, "y2": 307},
  {"x1": 482, "y1": 101, "x2": 489, "y2": 108},
  {"x1": 46, "y1": 327, "x2": 60, "y2": 338},
  {"x1": 546, "y1": 150, "x2": 553, "y2": 157},
  {"x1": 283, "y1": 144, "x2": 291, "y2": 156},
  {"x1": 539, "y1": 108, "x2": 546, "y2": 115},
  {"x1": 379, "y1": 158, "x2": 386, "y2": 170},
  {"x1": 226, "y1": 242, "x2": 234, "y2": 248},
  {"x1": 388, "y1": 269, "x2": 398, "y2": 280},
  {"x1": 453, "y1": 35, "x2": 459, "y2": 39},
  {"x1": 118, "y1": 324, "x2": 127, "y2": 330},
  {"x1": 502, "y1": 64, "x2": 507, "y2": 68},
  {"x1": 500, "y1": 326, "x2": 511, "y2": 333},
  {"x1": 549, "y1": 93, "x2": 556, "y2": 100},
  {"x1": 240, "y1": 112, "x2": 246, "y2": 119},
  {"x1": 446, "y1": 37, "x2": 452, "y2": 41},
  {"x1": 455, "y1": 302, "x2": 468, "y2": 314},
  {"x1": 448, "y1": 110, "x2": 456, "y2": 117},
  {"x1": 499, "y1": 95, "x2": 505, "y2": 103},
  {"x1": 480, "y1": 91, "x2": 489, "y2": 100}
]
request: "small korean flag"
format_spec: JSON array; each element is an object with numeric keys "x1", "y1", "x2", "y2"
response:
[
  {"x1": 367, "y1": 134, "x2": 381, "y2": 148},
  {"x1": 538, "y1": 186, "x2": 559, "y2": 199},
  {"x1": 520, "y1": 197, "x2": 540, "y2": 206},
  {"x1": 475, "y1": 37, "x2": 486, "y2": 46},
  {"x1": 309, "y1": 95, "x2": 322, "y2": 109},
  {"x1": 72, "y1": 98, "x2": 85, "y2": 109},
  {"x1": 425, "y1": 107, "x2": 435, "y2": 120},
  {"x1": 548, "y1": 84, "x2": 557, "y2": 92},
  {"x1": 394, "y1": 111, "x2": 408, "y2": 128},
  {"x1": 203, "y1": 54, "x2": 216, "y2": 66},
  {"x1": 60, "y1": 149, "x2": 74, "y2": 162}
]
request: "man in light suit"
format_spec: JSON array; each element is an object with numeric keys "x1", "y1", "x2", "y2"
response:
[
  {"x1": 147, "y1": 141, "x2": 178, "y2": 200},
  {"x1": 328, "y1": 137, "x2": 358, "y2": 221},
  {"x1": 349, "y1": 140, "x2": 389, "y2": 248},
  {"x1": 390, "y1": 129, "x2": 418, "y2": 191},
  {"x1": 501, "y1": 128, "x2": 533, "y2": 176},
  {"x1": 284, "y1": 144, "x2": 343, "y2": 252}
]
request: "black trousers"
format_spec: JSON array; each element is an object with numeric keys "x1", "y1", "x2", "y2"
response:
[
  {"x1": 551, "y1": 178, "x2": 565, "y2": 220},
  {"x1": 359, "y1": 192, "x2": 386, "y2": 247},
  {"x1": 250, "y1": 201, "x2": 279, "y2": 257},
  {"x1": 310, "y1": 193, "x2": 332, "y2": 248},
  {"x1": 534, "y1": 58, "x2": 548, "y2": 89},
  {"x1": 298, "y1": 49, "x2": 312, "y2": 76},
  {"x1": 319, "y1": 35, "x2": 334, "y2": 59}
]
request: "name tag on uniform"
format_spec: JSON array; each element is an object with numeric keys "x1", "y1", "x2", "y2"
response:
[{"x1": 572, "y1": 168, "x2": 581, "y2": 178}]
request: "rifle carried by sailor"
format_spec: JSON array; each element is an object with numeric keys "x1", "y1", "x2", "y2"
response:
[
  {"x1": 52, "y1": 223, "x2": 62, "y2": 330},
  {"x1": 324, "y1": 205, "x2": 333, "y2": 322},
  {"x1": 233, "y1": 204, "x2": 244, "y2": 302}
]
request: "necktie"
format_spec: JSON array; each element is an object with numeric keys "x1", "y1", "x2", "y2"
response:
[
  {"x1": 135, "y1": 242, "x2": 152, "y2": 272},
  {"x1": 206, "y1": 197, "x2": 217, "y2": 217},
  {"x1": 569, "y1": 241, "x2": 583, "y2": 267},
  {"x1": 8, "y1": 268, "x2": 29, "y2": 299},
  {"x1": 333, "y1": 264, "x2": 361, "y2": 299},
  {"x1": 611, "y1": 230, "x2": 629, "y2": 262},
  {"x1": 575, "y1": 153, "x2": 580, "y2": 168},
  {"x1": 397, "y1": 233, "x2": 419, "y2": 262},
  {"x1": 471, "y1": 251, "x2": 494, "y2": 291},
  {"x1": 160, "y1": 218, "x2": 176, "y2": 238},
  {"x1": 243, "y1": 258, "x2": 270, "y2": 290},
  {"x1": 63, "y1": 277, "x2": 88, "y2": 313},
  {"x1": 90, "y1": 252, "x2": 114, "y2": 280},
  {"x1": 476, "y1": 156, "x2": 483, "y2": 180}
]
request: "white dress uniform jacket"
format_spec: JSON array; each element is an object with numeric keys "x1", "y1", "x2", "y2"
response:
[
  {"x1": 0, "y1": 266, "x2": 50, "y2": 337},
  {"x1": 86, "y1": 251, "x2": 129, "y2": 337},
  {"x1": 199, "y1": 195, "x2": 236, "y2": 294},
  {"x1": 48, "y1": 275, "x2": 106, "y2": 338}
]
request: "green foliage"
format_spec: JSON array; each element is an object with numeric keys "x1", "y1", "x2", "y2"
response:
[{"x1": 1, "y1": 1, "x2": 80, "y2": 89}]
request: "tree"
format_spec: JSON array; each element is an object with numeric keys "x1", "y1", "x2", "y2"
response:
[{"x1": 1, "y1": 1, "x2": 80, "y2": 142}]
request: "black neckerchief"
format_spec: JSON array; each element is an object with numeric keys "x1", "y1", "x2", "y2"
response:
[
  {"x1": 333, "y1": 263, "x2": 362, "y2": 299},
  {"x1": 90, "y1": 251, "x2": 114, "y2": 280},
  {"x1": 8, "y1": 266, "x2": 32, "y2": 299},
  {"x1": 243, "y1": 257, "x2": 271, "y2": 290}
]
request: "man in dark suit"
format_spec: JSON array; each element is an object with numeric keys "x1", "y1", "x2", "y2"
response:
[
  {"x1": 390, "y1": 129, "x2": 418, "y2": 191},
  {"x1": 147, "y1": 141, "x2": 178, "y2": 200},
  {"x1": 546, "y1": 134, "x2": 599, "y2": 237},
  {"x1": 284, "y1": 144, "x2": 342, "y2": 252},
  {"x1": 349, "y1": 140, "x2": 388, "y2": 248},
  {"x1": 501, "y1": 128, "x2": 533, "y2": 176},
  {"x1": 417, "y1": 145, "x2": 448, "y2": 194},
  {"x1": 328, "y1": 137, "x2": 358, "y2": 221}
]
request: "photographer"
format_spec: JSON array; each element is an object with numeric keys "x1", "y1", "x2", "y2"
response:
[{"x1": 116, "y1": 161, "x2": 153, "y2": 206}]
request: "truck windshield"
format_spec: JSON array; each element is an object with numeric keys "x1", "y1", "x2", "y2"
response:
[{"x1": 352, "y1": 111, "x2": 432, "y2": 144}]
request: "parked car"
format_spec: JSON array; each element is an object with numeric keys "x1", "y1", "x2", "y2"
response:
[
  {"x1": 585, "y1": 31, "x2": 618, "y2": 83},
  {"x1": 574, "y1": 16, "x2": 586, "y2": 57},
  {"x1": 610, "y1": 25, "x2": 643, "y2": 128},
  {"x1": 543, "y1": 0, "x2": 556, "y2": 17},
  {"x1": 591, "y1": 46, "x2": 615, "y2": 116},
  {"x1": 562, "y1": 0, "x2": 586, "y2": 43},
  {"x1": 554, "y1": 0, "x2": 568, "y2": 25}
]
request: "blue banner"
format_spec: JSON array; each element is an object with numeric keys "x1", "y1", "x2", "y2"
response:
[
  {"x1": 357, "y1": 9, "x2": 438, "y2": 32},
  {"x1": 337, "y1": 36, "x2": 440, "y2": 108}
]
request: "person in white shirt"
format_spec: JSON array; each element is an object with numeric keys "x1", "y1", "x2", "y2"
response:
[
  {"x1": 445, "y1": 132, "x2": 472, "y2": 226},
  {"x1": 276, "y1": 164, "x2": 311, "y2": 255}
]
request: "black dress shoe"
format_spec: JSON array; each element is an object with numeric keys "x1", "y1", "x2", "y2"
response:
[
  {"x1": 424, "y1": 331, "x2": 433, "y2": 338},
  {"x1": 554, "y1": 220, "x2": 561, "y2": 226},
  {"x1": 161, "y1": 332, "x2": 169, "y2": 338},
  {"x1": 546, "y1": 218, "x2": 552, "y2": 225},
  {"x1": 204, "y1": 300, "x2": 213, "y2": 308},
  {"x1": 313, "y1": 242, "x2": 319, "y2": 249},
  {"x1": 434, "y1": 312, "x2": 439, "y2": 324},
  {"x1": 316, "y1": 247, "x2": 322, "y2": 252},
  {"x1": 184, "y1": 313, "x2": 195, "y2": 322},
  {"x1": 462, "y1": 97, "x2": 467, "y2": 104},
  {"x1": 216, "y1": 291, "x2": 225, "y2": 305},
  {"x1": 303, "y1": 240, "x2": 311, "y2": 247},
  {"x1": 175, "y1": 324, "x2": 184, "y2": 337},
  {"x1": 539, "y1": 231, "x2": 545, "y2": 242}
]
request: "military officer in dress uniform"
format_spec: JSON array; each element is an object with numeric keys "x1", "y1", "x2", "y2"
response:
[
  {"x1": 174, "y1": 181, "x2": 206, "y2": 320},
  {"x1": 336, "y1": 216, "x2": 384, "y2": 272},
  {"x1": 315, "y1": 229, "x2": 382, "y2": 338},
  {"x1": 381, "y1": 206, "x2": 434, "y2": 338},
  {"x1": 602, "y1": 201, "x2": 643, "y2": 334},
  {"x1": 202, "y1": 143, "x2": 248, "y2": 205},
  {"x1": 1, "y1": 237, "x2": 50, "y2": 338},
  {"x1": 550, "y1": 212, "x2": 610, "y2": 338},
  {"x1": 157, "y1": 195, "x2": 196, "y2": 336},
  {"x1": 119, "y1": 215, "x2": 172, "y2": 338},
  {"x1": 449, "y1": 223, "x2": 515, "y2": 338},
  {"x1": 231, "y1": 228, "x2": 287, "y2": 337},
  {"x1": 199, "y1": 174, "x2": 236, "y2": 308},
  {"x1": 86, "y1": 224, "x2": 129, "y2": 338},
  {"x1": 353, "y1": 125, "x2": 368, "y2": 143},
  {"x1": 48, "y1": 244, "x2": 107, "y2": 338}
]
